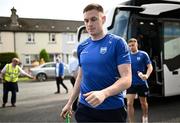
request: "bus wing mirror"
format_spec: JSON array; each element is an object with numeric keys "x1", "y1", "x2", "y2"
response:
[{"x1": 77, "y1": 25, "x2": 86, "y2": 42}]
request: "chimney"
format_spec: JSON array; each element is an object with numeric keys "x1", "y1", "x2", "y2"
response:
[{"x1": 10, "y1": 7, "x2": 19, "y2": 27}]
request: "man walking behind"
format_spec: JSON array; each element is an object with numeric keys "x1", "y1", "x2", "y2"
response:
[
  {"x1": 126, "y1": 38, "x2": 153, "y2": 123},
  {"x1": 68, "y1": 50, "x2": 79, "y2": 111},
  {"x1": 54, "y1": 58, "x2": 68, "y2": 94}
]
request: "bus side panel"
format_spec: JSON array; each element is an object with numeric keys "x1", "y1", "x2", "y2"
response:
[{"x1": 164, "y1": 65, "x2": 180, "y2": 96}]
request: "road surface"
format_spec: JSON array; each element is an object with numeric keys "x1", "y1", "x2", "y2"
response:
[{"x1": 0, "y1": 80, "x2": 180, "y2": 122}]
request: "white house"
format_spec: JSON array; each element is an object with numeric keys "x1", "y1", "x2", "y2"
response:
[{"x1": 0, "y1": 7, "x2": 84, "y2": 67}]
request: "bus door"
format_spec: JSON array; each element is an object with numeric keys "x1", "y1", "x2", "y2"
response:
[
  {"x1": 130, "y1": 17, "x2": 164, "y2": 96},
  {"x1": 163, "y1": 20, "x2": 180, "y2": 96}
]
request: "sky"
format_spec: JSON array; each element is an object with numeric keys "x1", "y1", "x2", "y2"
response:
[{"x1": 0, "y1": 0, "x2": 126, "y2": 21}]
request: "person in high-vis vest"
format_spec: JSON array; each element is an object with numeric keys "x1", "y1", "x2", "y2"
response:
[{"x1": 0, "y1": 58, "x2": 34, "y2": 108}]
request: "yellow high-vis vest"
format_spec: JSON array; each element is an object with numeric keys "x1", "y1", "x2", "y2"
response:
[{"x1": 4, "y1": 64, "x2": 20, "y2": 82}]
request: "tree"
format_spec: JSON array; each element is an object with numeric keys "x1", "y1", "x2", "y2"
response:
[
  {"x1": 39, "y1": 49, "x2": 50, "y2": 62},
  {"x1": 0, "y1": 52, "x2": 19, "y2": 69}
]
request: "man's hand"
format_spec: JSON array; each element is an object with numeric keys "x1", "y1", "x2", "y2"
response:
[
  {"x1": 83, "y1": 91, "x2": 106, "y2": 107},
  {"x1": 29, "y1": 75, "x2": 35, "y2": 80},
  {"x1": 138, "y1": 71, "x2": 148, "y2": 80},
  {"x1": 32, "y1": 76, "x2": 36, "y2": 80}
]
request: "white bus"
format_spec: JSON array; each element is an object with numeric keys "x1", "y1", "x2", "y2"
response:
[{"x1": 77, "y1": 0, "x2": 180, "y2": 97}]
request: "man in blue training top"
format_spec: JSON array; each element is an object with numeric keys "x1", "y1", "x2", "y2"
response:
[
  {"x1": 60, "y1": 3, "x2": 132, "y2": 122},
  {"x1": 126, "y1": 38, "x2": 153, "y2": 123},
  {"x1": 54, "y1": 58, "x2": 68, "y2": 94},
  {"x1": 68, "y1": 50, "x2": 79, "y2": 111}
]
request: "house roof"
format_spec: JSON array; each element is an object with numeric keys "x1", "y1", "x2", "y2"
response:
[{"x1": 0, "y1": 17, "x2": 84, "y2": 33}]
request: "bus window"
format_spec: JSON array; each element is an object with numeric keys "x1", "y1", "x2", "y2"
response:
[
  {"x1": 108, "y1": 10, "x2": 130, "y2": 40},
  {"x1": 164, "y1": 21, "x2": 180, "y2": 71}
]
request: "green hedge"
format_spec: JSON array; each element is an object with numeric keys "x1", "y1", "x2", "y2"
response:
[{"x1": 0, "y1": 52, "x2": 19, "y2": 70}]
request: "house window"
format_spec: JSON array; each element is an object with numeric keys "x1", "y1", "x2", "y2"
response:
[
  {"x1": 27, "y1": 33, "x2": 35, "y2": 44},
  {"x1": 69, "y1": 34, "x2": 74, "y2": 41},
  {"x1": 64, "y1": 33, "x2": 75, "y2": 43},
  {"x1": 25, "y1": 55, "x2": 31, "y2": 65},
  {"x1": 49, "y1": 33, "x2": 56, "y2": 43}
]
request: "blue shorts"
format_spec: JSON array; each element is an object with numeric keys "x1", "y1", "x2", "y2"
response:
[
  {"x1": 75, "y1": 103, "x2": 127, "y2": 122},
  {"x1": 126, "y1": 84, "x2": 149, "y2": 97}
]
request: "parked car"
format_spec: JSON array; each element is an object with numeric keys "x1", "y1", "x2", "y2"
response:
[{"x1": 30, "y1": 62, "x2": 72, "y2": 81}]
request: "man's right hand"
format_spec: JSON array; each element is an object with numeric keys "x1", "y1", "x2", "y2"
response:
[
  {"x1": 138, "y1": 71, "x2": 148, "y2": 80},
  {"x1": 60, "y1": 103, "x2": 73, "y2": 120}
]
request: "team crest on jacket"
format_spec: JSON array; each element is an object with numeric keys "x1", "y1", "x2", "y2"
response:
[
  {"x1": 137, "y1": 57, "x2": 141, "y2": 61},
  {"x1": 100, "y1": 47, "x2": 107, "y2": 54}
]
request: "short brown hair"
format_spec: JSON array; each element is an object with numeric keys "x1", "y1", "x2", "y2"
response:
[
  {"x1": 83, "y1": 3, "x2": 104, "y2": 13},
  {"x1": 128, "y1": 38, "x2": 137, "y2": 43}
]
